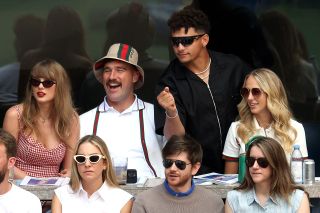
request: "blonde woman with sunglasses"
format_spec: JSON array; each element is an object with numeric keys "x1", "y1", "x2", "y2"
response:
[
  {"x1": 3, "y1": 59, "x2": 79, "y2": 178},
  {"x1": 52, "y1": 135, "x2": 133, "y2": 213},
  {"x1": 225, "y1": 137, "x2": 309, "y2": 212},
  {"x1": 223, "y1": 68, "x2": 308, "y2": 174}
]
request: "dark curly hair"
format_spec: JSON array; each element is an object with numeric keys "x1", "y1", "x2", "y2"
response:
[{"x1": 167, "y1": 7, "x2": 210, "y2": 34}]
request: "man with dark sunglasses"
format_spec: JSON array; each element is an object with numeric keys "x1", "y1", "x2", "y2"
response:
[
  {"x1": 154, "y1": 7, "x2": 250, "y2": 175},
  {"x1": 132, "y1": 135, "x2": 224, "y2": 213}
]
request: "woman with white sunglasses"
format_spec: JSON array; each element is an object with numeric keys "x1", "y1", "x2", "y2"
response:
[
  {"x1": 222, "y1": 68, "x2": 308, "y2": 174},
  {"x1": 52, "y1": 135, "x2": 133, "y2": 213}
]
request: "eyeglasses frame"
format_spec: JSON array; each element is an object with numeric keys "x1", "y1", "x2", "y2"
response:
[
  {"x1": 30, "y1": 78, "x2": 56, "y2": 88},
  {"x1": 163, "y1": 159, "x2": 192, "y2": 170},
  {"x1": 240, "y1": 87, "x2": 264, "y2": 99},
  {"x1": 171, "y1": 34, "x2": 205, "y2": 47},
  {"x1": 245, "y1": 157, "x2": 269, "y2": 168},
  {"x1": 73, "y1": 154, "x2": 106, "y2": 164}
]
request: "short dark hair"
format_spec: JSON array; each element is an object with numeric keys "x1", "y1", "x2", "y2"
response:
[
  {"x1": 167, "y1": 7, "x2": 210, "y2": 34},
  {"x1": 0, "y1": 129, "x2": 17, "y2": 158},
  {"x1": 162, "y1": 135, "x2": 203, "y2": 165}
]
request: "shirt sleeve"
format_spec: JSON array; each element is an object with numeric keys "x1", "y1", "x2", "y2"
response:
[
  {"x1": 226, "y1": 190, "x2": 237, "y2": 212},
  {"x1": 53, "y1": 185, "x2": 64, "y2": 204},
  {"x1": 223, "y1": 122, "x2": 241, "y2": 159},
  {"x1": 293, "y1": 121, "x2": 308, "y2": 157},
  {"x1": 291, "y1": 189, "x2": 305, "y2": 211},
  {"x1": 28, "y1": 194, "x2": 42, "y2": 213},
  {"x1": 111, "y1": 188, "x2": 133, "y2": 210}
]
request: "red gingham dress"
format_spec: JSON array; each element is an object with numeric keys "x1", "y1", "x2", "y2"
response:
[{"x1": 15, "y1": 106, "x2": 66, "y2": 177}]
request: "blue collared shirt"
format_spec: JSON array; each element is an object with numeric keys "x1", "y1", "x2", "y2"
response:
[
  {"x1": 163, "y1": 179, "x2": 195, "y2": 197},
  {"x1": 226, "y1": 188, "x2": 304, "y2": 212}
]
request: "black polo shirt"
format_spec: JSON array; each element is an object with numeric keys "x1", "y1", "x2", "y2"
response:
[{"x1": 154, "y1": 51, "x2": 250, "y2": 174}]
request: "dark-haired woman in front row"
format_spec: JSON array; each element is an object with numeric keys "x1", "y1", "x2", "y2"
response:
[
  {"x1": 52, "y1": 135, "x2": 133, "y2": 213},
  {"x1": 225, "y1": 136, "x2": 309, "y2": 212}
]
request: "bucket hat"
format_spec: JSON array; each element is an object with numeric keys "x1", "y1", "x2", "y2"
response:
[{"x1": 93, "y1": 43, "x2": 144, "y2": 89}]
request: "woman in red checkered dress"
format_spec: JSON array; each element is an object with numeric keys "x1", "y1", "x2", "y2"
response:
[{"x1": 3, "y1": 59, "x2": 79, "y2": 178}]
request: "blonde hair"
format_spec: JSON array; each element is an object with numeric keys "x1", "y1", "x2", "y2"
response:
[
  {"x1": 237, "y1": 137, "x2": 306, "y2": 202},
  {"x1": 22, "y1": 59, "x2": 76, "y2": 141},
  {"x1": 237, "y1": 68, "x2": 296, "y2": 153},
  {"x1": 69, "y1": 135, "x2": 118, "y2": 191}
]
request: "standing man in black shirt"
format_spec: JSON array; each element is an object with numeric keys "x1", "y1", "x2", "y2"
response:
[{"x1": 155, "y1": 7, "x2": 249, "y2": 174}]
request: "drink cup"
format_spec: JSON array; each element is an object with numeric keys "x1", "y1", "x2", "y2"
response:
[{"x1": 112, "y1": 156, "x2": 128, "y2": 185}]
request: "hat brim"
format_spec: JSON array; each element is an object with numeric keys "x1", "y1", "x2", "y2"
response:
[{"x1": 93, "y1": 56, "x2": 144, "y2": 89}]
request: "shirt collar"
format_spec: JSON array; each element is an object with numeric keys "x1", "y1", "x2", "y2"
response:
[
  {"x1": 253, "y1": 117, "x2": 273, "y2": 131},
  {"x1": 246, "y1": 188, "x2": 279, "y2": 207},
  {"x1": 73, "y1": 182, "x2": 110, "y2": 201},
  {"x1": 72, "y1": 183, "x2": 85, "y2": 196},
  {"x1": 98, "y1": 95, "x2": 145, "y2": 113},
  {"x1": 97, "y1": 182, "x2": 113, "y2": 201},
  {"x1": 163, "y1": 179, "x2": 195, "y2": 197}
]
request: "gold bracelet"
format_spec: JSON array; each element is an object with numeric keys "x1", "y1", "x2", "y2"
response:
[{"x1": 165, "y1": 110, "x2": 178, "y2": 119}]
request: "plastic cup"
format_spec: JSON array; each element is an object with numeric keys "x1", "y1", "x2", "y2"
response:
[{"x1": 112, "y1": 156, "x2": 128, "y2": 185}]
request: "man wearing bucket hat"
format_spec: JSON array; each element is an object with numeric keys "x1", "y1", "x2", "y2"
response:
[{"x1": 80, "y1": 43, "x2": 164, "y2": 180}]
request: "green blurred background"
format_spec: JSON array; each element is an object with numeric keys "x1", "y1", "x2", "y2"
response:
[{"x1": 0, "y1": 0, "x2": 319, "y2": 65}]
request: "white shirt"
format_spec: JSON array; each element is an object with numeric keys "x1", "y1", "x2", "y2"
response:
[
  {"x1": 80, "y1": 96, "x2": 165, "y2": 179},
  {"x1": 54, "y1": 182, "x2": 132, "y2": 213},
  {"x1": 223, "y1": 118, "x2": 308, "y2": 161},
  {"x1": 0, "y1": 183, "x2": 41, "y2": 213}
]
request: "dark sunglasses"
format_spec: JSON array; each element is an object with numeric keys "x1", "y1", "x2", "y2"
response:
[
  {"x1": 240, "y1": 87, "x2": 263, "y2": 99},
  {"x1": 30, "y1": 78, "x2": 56, "y2": 88},
  {"x1": 163, "y1": 159, "x2": 191, "y2": 170},
  {"x1": 171, "y1": 34, "x2": 205, "y2": 47},
  {"x1": 74, "y1": 154, "x2": 105, "y2": 164},
  {"x1": 246, "y1": 157, "x2": 269, "y2": 168}
]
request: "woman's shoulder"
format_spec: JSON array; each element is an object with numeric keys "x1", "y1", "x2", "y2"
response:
[
  {"x1": 107, "y1": 186, "x2": 132, "y2": 197},
  {"x1": 54, "y1": 184, "x2": 72, "y2": 196},
  {"x1": 289, "y1": 119, "x2": 304, "y2": 129},
  {"x1": 6, "y1": 104, "x2": 22, "y2": 116},
  {"x1": 232, "y1": 120, "x2": 241, "y2": 127},
  {"x1": 226, "y1": 189, "x2": 252, "y2": 208},
  {"x1": 227, "y1": 189, "x2": 245, "y2": 199},
  {"x1": 100, "y1": 184, "x2": 133, "y2": 205},
  {"x1": 289, "y1": 189, "x2": 307, "y2": 210},
  {"x1": 291, "y1": 188, "x2": 305, "y2": 198},
  {"x1": 227, "y1": 121, "x2": 242, "y2": 135}
]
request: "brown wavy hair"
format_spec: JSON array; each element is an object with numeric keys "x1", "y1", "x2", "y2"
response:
[
  {"x1": 237, "y1": 68, "x2": 296, "y2": 153},
  {"x1": 22, "y1": 59, "x2": 76, "y2": 141},
  {"x1": 237, "y1": 137, "x2": 306, "y2": 202},
  {"x1": 70, "y1": 135, "x2": 118, "y2": 191}
]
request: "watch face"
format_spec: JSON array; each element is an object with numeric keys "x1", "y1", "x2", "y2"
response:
[{"x1": 127, "y1": 169, "x2": 137, "y2": 183}]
